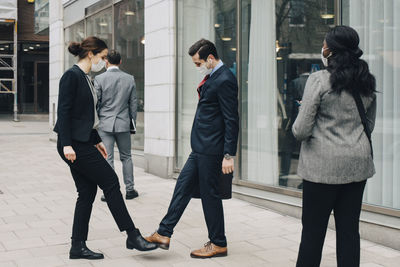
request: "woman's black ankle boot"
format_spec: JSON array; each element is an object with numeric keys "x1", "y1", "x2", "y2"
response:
[
  {"x1": 69, "y1": 240, "x2": 104, "y2": 260},
  {"x1": 126, "y1": 228, "x2": 158, "y2": 251}
]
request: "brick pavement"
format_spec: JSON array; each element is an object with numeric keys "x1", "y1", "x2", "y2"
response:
[{"x1": 0, "y1": 118, "x2": 400, "y2": 267}]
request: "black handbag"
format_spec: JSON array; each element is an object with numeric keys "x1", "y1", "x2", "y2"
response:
[{"x1": 351, "y1": 91, "x2": 373, "y2": 158}]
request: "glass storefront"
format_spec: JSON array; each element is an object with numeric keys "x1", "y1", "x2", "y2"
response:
[
  {"x1": 63, "y1": 0, "x2": 145, "y2": 150},
  {"x1": 114, "y1": 0, "x2": 145, "y2": 149},
  {"x1": 342, "y1": 0, "x2": 400, "y2": 209},
  {"x1": 64, "y1": 21, "x2": 85, "y2": 71},
  {"x1": 176, "y1": 0, "x2": 400, "y2": 212},
  {"x1": 176, "y1": 0, "x2": 237, "y2": 168}
]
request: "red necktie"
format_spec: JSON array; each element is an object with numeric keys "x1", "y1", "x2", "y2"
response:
[{"x1": 197, "y1": 74, "x2": 210, "y2": 99}]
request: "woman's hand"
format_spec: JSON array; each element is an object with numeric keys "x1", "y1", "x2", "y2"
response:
[
  {"x1": 96, "y1": 142, "x2": 108, "y2": 159},
  {"x1": 63, "y1": 146, "x2": 76, "y2": 163}
]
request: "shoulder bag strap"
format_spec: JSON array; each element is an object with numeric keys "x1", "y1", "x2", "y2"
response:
[{"x1": 351, "y1": 90, "x2": 373, "y2": 158}]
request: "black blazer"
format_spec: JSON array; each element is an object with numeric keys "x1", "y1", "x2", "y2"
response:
[
  {"x1": 190, "y1": 65, "x2": 239, "y2": 156},
  {"x1": 54, "y1": 65, "x2": 102, "y2": 147}
]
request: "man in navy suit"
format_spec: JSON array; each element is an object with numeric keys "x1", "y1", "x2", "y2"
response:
[{"x1": 146, "y1": 39, "x2": 239, "y2": 258}]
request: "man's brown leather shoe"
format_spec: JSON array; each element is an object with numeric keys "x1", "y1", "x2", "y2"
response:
[
  {"x1": 145, "y1": 232, "x2": 170, "y2": 250},
  {"x1": 190, "y1": 241, "x2": 227, "y2": 259}
]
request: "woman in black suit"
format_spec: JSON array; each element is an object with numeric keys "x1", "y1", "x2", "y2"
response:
[{"x1": 54, "y1": 36, "x2": 157, "y2": 260}]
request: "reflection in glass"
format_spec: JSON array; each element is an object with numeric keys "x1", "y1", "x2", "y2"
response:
[
  {"x1": 86, "y1": 8, "x2": 113, "y2": 48},
  {"x1": 176, "y1": 0, "x2": 237, "y2": 168},
  {"x1": 64, "y1": 21, "x2": 85, "y2": 70},
  {"x1": 343, "y1": 0, "x2": 400, "y2": 210},
  {"x1": 240, "y1": 0, "x2": 336, "y2": 188},
  {"x1": 115, "y1": 0, "x2": 145, "y2": 150}
]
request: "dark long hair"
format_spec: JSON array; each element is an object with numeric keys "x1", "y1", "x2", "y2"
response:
[
  {"x1": 68, "y1": 36, "x2": 108, "y2": 59},
  {"x1": 325, "y1": 26, "x2": 376, "y2": 96}
]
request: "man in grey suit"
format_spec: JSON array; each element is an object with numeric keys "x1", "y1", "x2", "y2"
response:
[{"x1": 94, "y1": 50, "x2": 138, "y2": 201}]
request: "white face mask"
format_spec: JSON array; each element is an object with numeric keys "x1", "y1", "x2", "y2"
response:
[
  {"x1": 321, "y1": 47, "x2": 332, "y2": 67},
  {"x1": 91, "y1": 57, "x2": 106, "y2": 72},
  {"x1": 197, "y1": 59, "x2": 212, "y2": 76}
]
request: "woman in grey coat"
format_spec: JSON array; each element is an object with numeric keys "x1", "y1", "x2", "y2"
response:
[{"x1": 293, "y1": 26, "x2": 376, "y2": 267}]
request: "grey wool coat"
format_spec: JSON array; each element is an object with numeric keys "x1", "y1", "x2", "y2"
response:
[{"x1": 292, "y1": 70, "x2": 376, "y2": 184}]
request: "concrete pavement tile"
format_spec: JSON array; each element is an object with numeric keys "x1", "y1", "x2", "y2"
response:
[
  {"x1": 375, "y1": 256, "x2": 400, "y2": 267},
  {"x1": 100, "y1": 245, "x2": 134, "y2": 259},
  {"x1": 211, "y1": 253, "x2": 268, "y2": 267},
  {"x1": 27, "y1": 219, "x2": 66, "y2": 229},
  {"x1": 2, "y1": 237, "x2": 46, "y2": 251},
  {"x1": 28, "y1": 244, "x2": 70, "y2": 258},
  {"x1": 15, "y1": 255, "x2": 65, "y2": 267},
  {"x1": 253, "y1": 248, "x2": 298, "y2": 263},
  {"x1": 41, "y1": 233, "x2": 70, "y2": 246},
  {"x1": 0, "y1": 223, "x2": 29, "y2": 233},
  {"x1": 172, "y1": 259, "x2": 222, "y2": 267},
  {"x1": 0, "y1": 210, "x2": 17, "y2": 218},
  {"x1": 0, "y1": 261, "x2": 16, "y2": 267},
  {"x1": 134, "y1": 250, "x2": 187, "y2": 266},
  {"x1": 13, "y1": 227, "x2": 57, "y2": 239},
  {"x1": 89, "y1": 258, "x2": 146, "y2": 267},
  {"x1": 364, "y1": 245, "x2": 400, "y2": 258},
  {"x1": 0, "y1": 250, "x2": 33, "y2": 262},
  {"x1": 2, "y1": 215, "x2": 41, "y2": 224},
  {"x1": 247, "y1": 236, "x2": 298, "y2": 250},
  {"x1": 85, "y1": 239, "x2": 116, "y2": 250},
  {"x1": 360, "y1": 264, "x2": 385, "y2": 267},
  {"x1": 0, "y1": 231, "x2": 18, "y2": 242}
]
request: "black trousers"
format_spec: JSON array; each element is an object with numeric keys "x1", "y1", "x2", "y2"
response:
[
  {"x1": 296, "y1": 179, "x2": 367, "y2": 267},
  {"x1": 158, "y1": 152, "x2": 227, "y2": 247},
  {"x1": 57, "y1": 139, "x2": 135, "y2": 241}
]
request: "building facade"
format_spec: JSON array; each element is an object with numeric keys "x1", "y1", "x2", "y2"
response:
[
  {"x1": 0, "y1": 0, "x2": 49, "y2": 115},
  {"x1": 50, "y1": 0, "x2": 400, "y2": 249}
]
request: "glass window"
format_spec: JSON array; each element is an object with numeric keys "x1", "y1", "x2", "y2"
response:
[
  {"x1": 343, "y1": 0, "x2": 400, "y2": 210},
  {"x1": 240, "y1": 0, "x2": 337, "y2": 188},
  {"x1": 114, "y1": 0, "x2": 145, "y2": 150},
  {"x1": 86, "y1": 8, "x2": 113, "y2": 48},
  {"x1": 64, "y1": 21, "x2": 85, "y2": 70},
  {"x1": 176, "y1": 0, "x2": 237, "y2": 168}
]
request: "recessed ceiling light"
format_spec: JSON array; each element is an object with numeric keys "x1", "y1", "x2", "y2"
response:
[
  {"x1": 0, "y1": 48, "x2": 4, "y2": 51},
  {"x1": 36, "y1": 44, "x2": 40, "y2": 47},
  {"x1": 214, "y1": 24, "x2": 220, "y2": 28},
  {"x1": 125, "y1": 10, "x2": 135, "y2": 16},
  {"x1": 24, "y1": 49, "x2": 28, "y2": 52},
  {"x1": 321, "y1": 14, "x2": 335, "y2": 19},
  {"x1": 99, "y1": 22, "x2": 108, "y2": 27},
  {"x1": 231, "y1": 48, "x2": 237, "y2": 51},
  {"x1": 29, "y1": 46, "x2": 34, "y2": 49},
  {"x1": 141, "y1": 37, "x2": 145, "y2": 45},
  {"x1": 221, "y1": 37, "x2": 231, "y2": 41}
]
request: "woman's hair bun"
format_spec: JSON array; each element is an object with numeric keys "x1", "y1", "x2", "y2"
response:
[{"x1": 68, "y1": 42, "x2": 82, "y2": 56}]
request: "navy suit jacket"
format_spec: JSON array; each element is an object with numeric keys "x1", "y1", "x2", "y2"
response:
[{"x1": 190, "y1": 65, "x2": 239, "y2": 156}]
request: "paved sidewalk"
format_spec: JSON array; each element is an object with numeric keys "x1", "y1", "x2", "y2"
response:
[{"x1": 0, "y1": 119, "x2": 400, "y2": 267}]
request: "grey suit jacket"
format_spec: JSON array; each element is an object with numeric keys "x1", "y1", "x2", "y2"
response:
[
  {"x1": 292, "y1": 70, "x2": 376, "y2": 184},
  {"x1": 94, "y1": 68, "x2": 137, "y2": 133}
]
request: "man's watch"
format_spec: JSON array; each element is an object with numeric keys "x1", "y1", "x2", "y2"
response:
[{"x1": 224, "y1": 153, "x2": 233, "y2": 160}]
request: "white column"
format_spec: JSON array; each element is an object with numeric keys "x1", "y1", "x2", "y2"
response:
[
  {"x1": 48, "y1": 0, "x2": 64, "y2": 140},
  {"x1": 144, "y1": 0, "x2": 176, "y2": 178}
]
